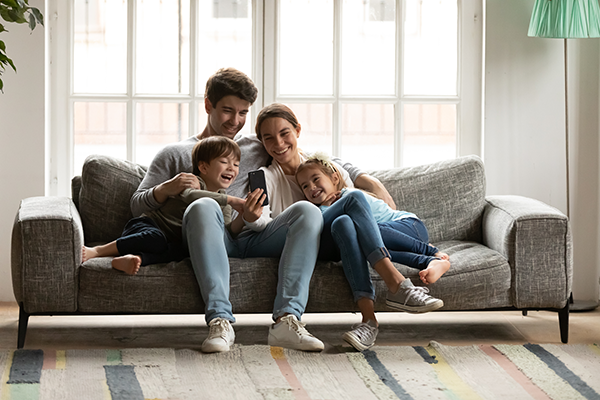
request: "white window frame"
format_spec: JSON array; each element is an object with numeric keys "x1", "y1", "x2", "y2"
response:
[{"x1": 47, "y1": 0, "x2": 482, "y2": 196}]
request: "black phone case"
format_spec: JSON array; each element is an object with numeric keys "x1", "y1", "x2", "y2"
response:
[{"x1": 248, "y1": 170, "x2": 269, "y2": 206}]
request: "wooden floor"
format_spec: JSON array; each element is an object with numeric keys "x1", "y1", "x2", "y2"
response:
[{"x1": 1, "y1": 302, "x2": 599, "y2": 350}]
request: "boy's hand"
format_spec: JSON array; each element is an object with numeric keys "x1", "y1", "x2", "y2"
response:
[
  {"x1": 227, "y1": 196, "x2": 246, "y2": 215},
  {"x1": 153, "y1": 173, "x2": 200, "y2": 203},
  {"x1": 321, "y1": 191, "x2": 341, "y2": 206},
  {"x1": 243, "y1": 188, "x2": 266, "y2": 223}
]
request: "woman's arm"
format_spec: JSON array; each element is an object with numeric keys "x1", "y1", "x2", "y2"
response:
[{"x1": 354, "y1": 174, "x2": 396, "y2": 210}]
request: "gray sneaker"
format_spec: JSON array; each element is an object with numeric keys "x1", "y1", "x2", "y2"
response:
[
  {"x1": 386, "y1": 279, "x2": 444, "y2": 313},
  {"x1": 201, "y1": 317, "x2": 235, "y2": 353},
  {"x1": 343, "y1": 320, "x2": 379, "y2": 351}
]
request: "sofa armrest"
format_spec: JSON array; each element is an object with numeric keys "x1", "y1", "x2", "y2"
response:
[
  {"x1": 11, "y1": 197, "x2": 84, "y2": 313},
  {"x1": 483, "y1": 195, "x2": 572, "y2": 309}
]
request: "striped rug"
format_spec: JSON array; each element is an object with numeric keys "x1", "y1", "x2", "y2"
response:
[{"x1": 1, "y1": 342, "x2": 599, "y2": 399}]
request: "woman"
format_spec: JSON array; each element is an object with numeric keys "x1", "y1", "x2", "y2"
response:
[{"x1": 253, "y1": 103, "x2": 444, "y2": 352}]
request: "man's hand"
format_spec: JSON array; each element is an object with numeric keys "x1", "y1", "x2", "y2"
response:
[
  {"x1": 153, "y1": 173, "x2": 200, "y2": 204},
  {"x1": 243, "y1": 188, "x2": 266, "y2": 223},
  {"x1": 354, "y1": 174, "x2": 396, "y2": 210}
]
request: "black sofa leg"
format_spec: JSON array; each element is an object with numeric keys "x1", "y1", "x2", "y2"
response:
[
  {"x1": 17, "y1": 303, "x2": 29, "y2": 349},
  {"x1": 558, "y1": 296, "x2": 570, "y2": 344}
]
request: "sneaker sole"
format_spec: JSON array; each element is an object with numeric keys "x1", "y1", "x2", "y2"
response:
[
  {"x1": 342, "y1": 332, "x2": 373, "y2": 352},
  {"x1": 268, "y1": 337, "x2": 324, "y2": 352},
  {"x1": 385, "y1": 298, "x2": 444, "y2": 313}
]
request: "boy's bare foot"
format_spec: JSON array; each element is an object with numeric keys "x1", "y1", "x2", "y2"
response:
[
  {"x1": 419, "y1": 259, "x2": 451, "y2": 285},
  {"x1": 111, "y1": 255, "x2": 142, "y2": 275},
  {"x1": 82, "y1": 246, "x2": 99, "y2": 263}
]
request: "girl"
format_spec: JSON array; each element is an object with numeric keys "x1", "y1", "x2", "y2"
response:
[
  {"x1": 254, "y1": 103, "x2": 444, "y2": 352},
  {"x1": 296, "y1": 154, "x2": 451, "y2": 285}
]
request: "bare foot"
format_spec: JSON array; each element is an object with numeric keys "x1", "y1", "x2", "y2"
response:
[
  {"x1": 435, "y1": 251, "x2": 450, "y2": 261},
  {"x1": 419, "y1": 259, "x2": 451, "y2": 285},
  {"x1": 82, "y1": 246, "x2": 99, "y2": 263},
  {"x1": 111, "y1": 255, "x2": 142, "y2": 275}
]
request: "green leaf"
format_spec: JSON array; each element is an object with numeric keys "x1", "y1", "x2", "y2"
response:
[
  {"x1": 30, "y1": 7, "x2": 42, "y2": 25},
  {"x1": 0, "y1": 40, "x2": 5, "y2": 51},
  {"x1": 8, "y1": 8, "x2": 27, "y2": 24},
  {"x1": 0, "y1": 78, "x2": 4, "y2": 93},
  {"x1": 0, "y1": 22, "x2": 6, "y2": 33},
  {"x1": 0, "y1": 0, "x2": 19, "y2": 8},
  {"x1": 27, "y1": 12, "x2": 34, "y2": 30}
]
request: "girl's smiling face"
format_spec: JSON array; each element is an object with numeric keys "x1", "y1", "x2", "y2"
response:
[
  {"x1": 296, "y1": 165, "x2": 340, "y2": 205},
  {"x1": 259, "y1": 117, "x2": 301, "y2": 174}
]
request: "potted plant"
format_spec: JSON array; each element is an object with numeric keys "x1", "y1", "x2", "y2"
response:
[{"x1": 0, "y1": 0, "x2": 43, "y2": 92}]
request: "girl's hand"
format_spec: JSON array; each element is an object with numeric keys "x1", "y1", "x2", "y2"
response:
[
  {"x1": 227, "y1": 196, "x2": 246, "y2": 215},
  {"x1": 321, "y1": 191, "x2": 341, "y2": 206},
  {"x1": 243, "y1": 188, "x2": 266, "y2": 222}
]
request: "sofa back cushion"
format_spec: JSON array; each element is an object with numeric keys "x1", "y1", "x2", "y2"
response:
[
  {"x1": 370, "y1": 155, "x2": 486, "y2": 243},
  {"x1": 77, "y1": 155, "x2": 147, "y2": 244}
]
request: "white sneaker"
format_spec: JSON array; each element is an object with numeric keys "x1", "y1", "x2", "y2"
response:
[
  {"x1": 343, "y1": 320, "x2": 379, "y2": 352},
  {"x1": 386, "y1": 279, "x2": 444, "y2": 313},
  {"x1": 268, "y1": 315, "x2": 324, "y2": 351},
  {"x1": 201, "y1": 318, "x2": 235, "y2": 353}
]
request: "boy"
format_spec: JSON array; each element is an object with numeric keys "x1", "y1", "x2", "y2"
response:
[{"x1": 82, "y1": 136, "x2": 246, "y2": 275}]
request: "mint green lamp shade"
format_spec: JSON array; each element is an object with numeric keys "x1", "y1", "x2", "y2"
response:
[{"x1": 528, "y1": 0, "x2": 600, "y2": 38}]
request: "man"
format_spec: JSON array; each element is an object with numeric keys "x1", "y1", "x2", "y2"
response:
[{"x1": 131, "y1": 67, "x2": 395, "y2": 353}]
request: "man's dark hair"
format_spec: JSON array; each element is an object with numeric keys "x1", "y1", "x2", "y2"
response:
[
  {"x1": 205, "y1": 67, "x2": 258, "y2": 107},
  {"x1": 192, "y1": 136, "x2": 241, "y2": 176}
]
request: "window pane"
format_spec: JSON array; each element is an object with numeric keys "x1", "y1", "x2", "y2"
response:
[
  {"x1": 197, "y1": 0, "x2": 253, "y2": 94},
  {"x1": 74, "y1": 0, "x2": 127, "y2": 94},
  {"x1": 403, "y1": 0, "x2": 457, "y2": 95},
  {"x1": 341, "y1": 0, "x2": 395, "y2": 95},
  {"x1": 403, "y1": 104, "x2": 455, "y2": 167},
  {"x1": 136, "y1": 103, "x2": 189, "y2": 167},
  {"x1": 341, "y1": 104, "x2": 394, "y2": 170},
  {"x1": 74, "y1": 102, "x2": 127, "y2": 175},
  {"x1": 279, "y1": 0, "x2": 333, "y2": 96},
  {"x1": 291, "y1": 104, "x2": 333, "y2": 156},
  {"x1": 137, "y1": 0, "x2": 190, "y2": 94}
]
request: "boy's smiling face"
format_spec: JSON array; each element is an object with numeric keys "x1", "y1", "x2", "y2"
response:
[{"x1": 198, "y1": 153, "x2": 240, "y2": 192}]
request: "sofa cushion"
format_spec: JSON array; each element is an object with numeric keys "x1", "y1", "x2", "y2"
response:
[
  {"x1": 78, "y1": 155, "x2": 147, "y2": 244},
  {"x1": 370, "y1": 155, "x2": 486, "y2": 243}
]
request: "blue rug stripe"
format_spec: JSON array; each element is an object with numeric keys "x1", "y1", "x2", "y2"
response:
[
  {"x1": 363, "y1": 350, "x2": 414, "y2": 400},
  {"x1": 7, "y1": 349, "x2": 44, "y2": 384},
  {"x1": 412, "y1": 346, "x2": 438, "y2": 364},
  {"x1": 104, "y1": 365, "x2": 145, "y2": 400},
  {"x1": 524, "y1": 344, "x2": 600, "y2": 400}
]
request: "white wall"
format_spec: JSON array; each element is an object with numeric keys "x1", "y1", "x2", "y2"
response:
[
  {"x1": 0, "y1": 0, "x2": 46, "y2": 302},
  {"x1": 0, "y1": 0, "x2": 598, "y2": 304},
  {"x1": 485, "y1": 0, "x2": 600, "y2": 303}
]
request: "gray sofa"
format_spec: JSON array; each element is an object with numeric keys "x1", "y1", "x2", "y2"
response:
[{"x1": 11, "y1": 154, "x2": 573, "y2": 348}]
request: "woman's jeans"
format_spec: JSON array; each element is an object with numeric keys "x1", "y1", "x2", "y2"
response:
[
  {"x1": 182, "y1": 198, "x2": 323, "y2": 324},
  {"x1": 116, "y1": 216, "x2": 188, "y2": 266},
  {"x1": 319, "y1": 190, "x2": 390, "y2": 302},
  {"x1": 379, "y1": 217, "x2": 438, "y2": 270}
]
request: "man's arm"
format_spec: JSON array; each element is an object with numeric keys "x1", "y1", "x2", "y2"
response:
[
  {"x1": 130, "y1": 138, "x2": 198, "y2": 216},
  {"x1": 332, "y1": 156, "x2": 396, "y2": 210}
]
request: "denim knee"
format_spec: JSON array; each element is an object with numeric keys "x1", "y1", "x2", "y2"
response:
[{"x1": 288, "y1": 201, "x2": 323, "y2": 234}]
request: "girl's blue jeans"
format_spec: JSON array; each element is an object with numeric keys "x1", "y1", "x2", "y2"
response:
[
  {"x1": 379, "y1": 217, "x2": 439, "y2": 270},
  {"x1": 182, "y1": 198, "x2": 323, "y2": 324},
  {"x1": 318, "y1": 190, "x2": 390, "y2": 302}
]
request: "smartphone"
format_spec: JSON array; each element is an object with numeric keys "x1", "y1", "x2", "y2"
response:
[{"x1": 248, "y1": 169, "x2": 269, "y2": 206}]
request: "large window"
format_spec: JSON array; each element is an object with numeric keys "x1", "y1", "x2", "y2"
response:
[{"x1": 49, "y1": 0, "x2": 482, "y2": 196}]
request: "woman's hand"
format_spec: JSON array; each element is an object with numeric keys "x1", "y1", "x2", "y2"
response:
[
  {"x1": 243, "y1": 188, "x2": 266, "y2": 222},
  {"x1": 321, "y1": 191, "x2": 342, "y2": 206},
  {"x1": 227, "y1": 196, "x2": 246, "y2": 215}
]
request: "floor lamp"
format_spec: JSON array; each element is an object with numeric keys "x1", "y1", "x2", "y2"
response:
[{"x1": 528, "y1": 0, "x2": 600, "y2": 311}]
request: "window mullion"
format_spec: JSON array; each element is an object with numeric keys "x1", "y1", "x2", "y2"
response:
[
  {"x1": 127, "y1": 0, "x2": 136, "y2": 162},
  {"x1": 190, "y1": 0, "x2": 198, "y2": 138},
  {"x1": 396, "y1": 0, "x2": 405, "y2": 168},
  {"x1": 332, "y1": 0, "x2": 342, "y2": 157}
]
